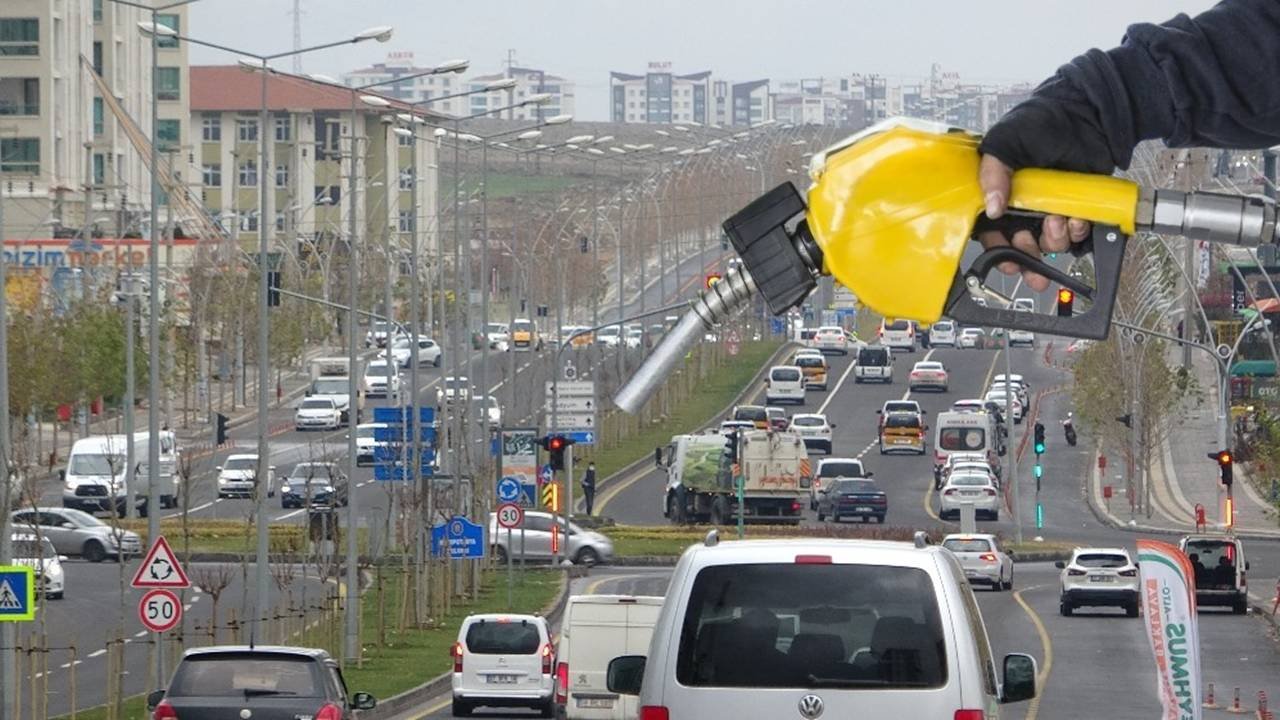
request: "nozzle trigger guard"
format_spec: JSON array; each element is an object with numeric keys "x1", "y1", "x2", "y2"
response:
[{"x1": 944, "y1": 224, "x2": 1127, "y2": 340}]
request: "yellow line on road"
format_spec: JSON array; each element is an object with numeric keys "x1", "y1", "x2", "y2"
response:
[
  {"x1": 403, "y1": 695, "x2": 451, "y2": 720},
  {"x1": 1012, "y1": 584, "x2": 1054, "y2": 720}
]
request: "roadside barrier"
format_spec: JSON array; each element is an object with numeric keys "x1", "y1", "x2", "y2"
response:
[
  {"x1": 1230, "y1": 687, "x2": 1246, "y2": 714},
  {"x1": 1205, "y1": 682, "x2": 1217, "y2": 709}
]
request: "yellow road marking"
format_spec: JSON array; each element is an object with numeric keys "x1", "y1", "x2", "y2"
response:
[
  {"x1": 403, "y1": 695, "x2": 452, "y2": 720},
  {"x1": 1012, "y1": 584, "x2": 1054, "y2": 720}
]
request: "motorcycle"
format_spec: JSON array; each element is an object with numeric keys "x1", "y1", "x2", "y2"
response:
[{"x1": 1063, "y1": 413, "x2": 1078, "y2": 447}]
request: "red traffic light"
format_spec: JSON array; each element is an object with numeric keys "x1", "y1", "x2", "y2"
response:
[
  {"x1": 548, "y1": 436, "x2": 566, "y2": 452},
  {"x1": 1056, "y1": 288, "x2": 1075, "y2": 318},
  {"x1": 705, "y1": 273, "x2": 723, "y2": 289}
]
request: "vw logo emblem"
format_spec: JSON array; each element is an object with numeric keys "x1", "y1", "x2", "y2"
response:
[{"x1": 797, "y1": 694, "x2": 824, "y2": 719}]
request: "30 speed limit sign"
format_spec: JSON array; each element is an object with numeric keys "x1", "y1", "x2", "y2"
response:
[
  {"x1": 496, "y1": 502, "x2": 524, "y2": 529},
  {"x1": 138, "y1": 589, "x2": 183, "y2": 633}
]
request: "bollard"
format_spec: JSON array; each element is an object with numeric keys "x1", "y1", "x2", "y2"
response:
[
  {"x1": 1205, "y1": 682, "x2": 1218, "y2": 709},
  {"x1": 1232, "y1": 687, "x2": 1244, "y2": 714},
  {"x1": 1260, "y1": 690, "x2": 1268, "y2": 719}
]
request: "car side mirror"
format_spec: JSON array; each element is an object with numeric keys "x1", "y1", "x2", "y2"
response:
[
  {"x1": 1133, "y1": 561, "x2": 1140, "y2": 568},
  {"x1": 1054, "y1": 560, "x2": 1065, "y2": 569},
  {"x1": 875, "y1": 409, "x2": 882, "y2": 414},
  {"x1": 305, "y1": 390, "x2": 312, "y2": 396},
  {"x1": 351, "y1": 692, "x2": 376, "y2": 710},
  {"x1": 864, "y1": 471, "x2": 874, "y2": 478},
  {"x1": 145, "y1": 690, "x2": 165, "y2": 711},
  {"x1": 607, "y1": 655, "x2": 646, "y2": 696},
  {"x1": 1001, "y1": 653, "x2": 1037, "y2": 703},
  {"x1": 1006, "y1": 549, "x2": 1015, "y2": 557},
  {"x1": 830, "y1": 423, "x2": 837, "y2": 429}
]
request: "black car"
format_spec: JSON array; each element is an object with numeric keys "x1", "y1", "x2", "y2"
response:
[
  {"x1": 147, "y1": 645, "x2": 375, "y2": 720},
  {"x1": 280, "y1": 462, "x2": 348, "y2": 509},
  {"x1": 816, "y1": 478, "x2": 887, "y2": 524}
]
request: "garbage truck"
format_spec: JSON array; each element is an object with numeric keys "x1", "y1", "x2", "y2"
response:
[{"x1": 656, "y1": 429, "x2": 810, "y2": 525}]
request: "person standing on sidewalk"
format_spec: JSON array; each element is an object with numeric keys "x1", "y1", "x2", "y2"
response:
[{"x1": 581, "y1": 462, "x2": 597, "y2": 516}]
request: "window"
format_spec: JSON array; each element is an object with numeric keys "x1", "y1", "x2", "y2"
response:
[
  {"x1": 397, "y1": 131, "x2": 413, "y2": 147},
  {"x1": 275, "y1": 163, "x2": 288, "y2": 187},
  {"x1": 156, "y1": 67, "x2": 180, "y2": 101},
  {"x1": 0, "y1": 78, "x2": 39, "y2": 116},
  {"x1": 92, "y1": 42, "x2": 103, "y2": 76},
  {"x1": 275, "y1": 213, "x2": 285, "y2": 231},
  {"x1": 201, "y1": 115, "x2": 220, "y2": 142},
  {"x1": 91, "y1": 97, "x2": 104, "y2": 134},
  {"x1": 313, "y1": 185, "x2": 340, "y2": 205},
  {"x1": 274, "y1": 116, "x2": 291, "y2": 142},
  {"x1": 0, "y1": 19, "x2": 39, "y2": 57},
  {"x1": 240, "y1": 213, "x2": 258, "y2": 232},
  {"x1": 93, "y1": 0, "x2": 103, "y2": 22},
  {"x1": 155, "y1": 14, "x2": 179, "y2": 49},
  {"x1": 399, "y1": 168, "x2": 413, "y2": 190},
  {"x1": 238, "y1": 159, "x2": 257, "y2": 186},
  {"x1": 465, "y1": 621, "x2": 541, "y2": 655},
  {"x1": 202, "y1": 163, "x2": 221, "y2": 186},
  {"x1": 169, "y1": 656, "x2": 321, "y2": 698},
  {"x1": 0, "y1": 138, "x2": 39, "y2": 173},
  {"x1": 92, "y1": 154, "x2": 105, "y2": 185},
  {"x1": 398, "y1": 210, "x2": 414, "y2": 233},
  {"x1": 237, "y1": 118, "x2": 258, "y2": 142},
  {"x1": 155, "y1": 119, "x2": 179, "y2": 151}
]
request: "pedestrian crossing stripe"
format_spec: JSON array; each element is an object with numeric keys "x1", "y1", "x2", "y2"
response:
[
  {"x1": 0, "y1": 567, "x2": 35, "y2": 621},
  {"x1": 0, "y1": 580, "x2": 20, "y2": 609}
]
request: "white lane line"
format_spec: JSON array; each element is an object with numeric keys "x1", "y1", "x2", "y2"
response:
[
  {"x1": 59, "y1": 660, "x2": 82, "y2": 669},
  {"x1": 815, "y1": 352, "x2": 860, "y2": 415},
  {"x1": 274, "y1": 509, "x2": 306, "y2": 521},
  {"x1": 87, "y1": 649, "x2": 106, "y2": 659},
  {"x1": 133, "y1": 630, "x2": 147, "y2": 638},
  {"x1": 183, "y1": 604, "x2": 193, "y2": 611},
  {"x1": 190, "y1": 595, "x2": 200, "y2": 603},
  {"x1": 357, "y1": 480, "x2": 371, "y2": 488}
]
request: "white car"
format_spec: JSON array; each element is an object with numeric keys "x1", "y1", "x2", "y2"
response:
[
  {"x1": 1008, "y1": 329, "x2": 1036, "y2": 347},
  {"x1": 451, "y1": 613, "x2": 556, "y2": 717},
  {"x1": 984, "y1": 390, "x2": 1023, "y2": 423},
  {"x1": 878, "y1": 400, "x2": 923, "y2": 427},
  {"x1": 1012, "y1": 297, "x2": 1036, "y2": 313},
  {"x1": 809, "y1": 457, "x2": 869, "y2": 510},
  {"x1": 942, "y1": 533, "x2": 1013, "y2": 591},
  {"x1": 624, "y1": 326, "x2": 644, "y2": 349},
  {"x1": 216, "y1": 453, "x2": 275, "y2": 498},
  {"x1": 938, "y1": 470, "x2": 1000, "y2": 520},
  {"x1": 362, "y1": 359, "x2": 401, "y2": 398},
  {"x1": 958, "y1": 328, "x2": 985, "y2": 348},
  {"x1": 381, "y1": 335, "x2": 442, "y2": 368},
  {"x1": 764, "y1": 365, "x2": 806, "y2": 405},
  {"x1": 1057, "y1": 547, "x2": 1141, "y2": 617},
  {"x1": 295, "y1": 396, "x2": 342, "y2": 430},
  {"x1": 992, "y1": 374, "x2": 1030, "y2": 405},
  {"x1": 929, "y1": 320, "x2": 957, "y2": 347},
  {"x1": 814, "y1": 326, "x2": 848, "y2": 355},
  {"x1": 937, "y1": 452, "x2": 995, "y2": 488},
  {"x1": 364, "y1": 321, "x2": 403, "y2": 348},
  {"x1": 437, "y1": 376, "x2": 472, "y2": 405},
  {"x1": 595, "y1": 325, "x2": 622, "y2": 348},
  {"x1": 718, "y1": 420, "x2": 756, "y2": 436},
  {"x1": 790, "y1": 413, "x2": 834, "y2": 454},
  {"x1": 909, "y1": 361, "x2": 949, "y2": 392},
  {"x1": 485, "y1": 323, "x2": 510, "y2": 349},
  {"x1": 475, "y1": 395, "x2": 501, "y2": 428},
  {"x1": 12, "y1": 534, "x2": 64, "y2": 600},
  {"x1": 355, "y1": 423, "x2": 389, "y2": 466}
]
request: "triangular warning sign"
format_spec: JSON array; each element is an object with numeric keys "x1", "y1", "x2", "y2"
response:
[
  {"x1": 0, "y1": 579, "x2": 20, "y2": 609},
  {"x1": 130, "y1": 535, "x2": 190, "y2": 589}
]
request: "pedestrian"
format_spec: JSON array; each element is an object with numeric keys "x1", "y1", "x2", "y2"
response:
[
  {"x1": 977, "y1": 0, "x2": 1280, "y2": 281},
  {"x1": 581, "y1": 462, "x2": 597, "y2": 516}
]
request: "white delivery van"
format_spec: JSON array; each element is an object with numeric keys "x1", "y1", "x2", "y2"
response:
[
  {"x1": 555, "y1": 595, "x2": 663, "y2": 720},
  {"x1": 933, "y1": 411, "x2": 1000, "y2": 486},
  {"x1": 62, "y1": 430, "x2": 181, "y2": 516},
  {"x1": 879, "y1": 318, "x2": 916, "y2": 352}
]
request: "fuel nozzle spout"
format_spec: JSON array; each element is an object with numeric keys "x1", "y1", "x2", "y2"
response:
[
  {"x1": 1137, "y1": 187, "x2": 1278, "y2": 246},
  {"x1": 613, "y1": 266, "x2": 757, "y2": 414}
]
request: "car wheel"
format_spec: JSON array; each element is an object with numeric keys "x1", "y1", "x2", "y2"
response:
[
  {"x1": 1232, "y1": 598, "x2": 1248, "y2": 615},
  {"x1": 83, "y1": 540, "x2": 107, "y2": 564},
  {"x1": 49, "y1": 591, "x2": 63, "y2": 600},
  {"x1": 452, "y1": 698, "x2": 472, "y2": 717},
  {"x1": 575, "y1": 547, "x2": 601, "y2": 567},
  {"x1": 1126, "y1": 602, "x2": 1140, "y2": 618},
  {"x1": 874, "y1": 514, "x2": 885, "y2": 524},
  {"x1": 817, "y1": 510, "x2": 825, "y2": 522},
  {"x1": 538, "y1": 698, "x2": 555, "y2": 718},
  {"x1": 1059, "y1": 600, "x2": 1073, "y2": 617},
  {"x1": 1003, "y1": 575, "x2": 1013, "y2": 591},
  {"x1": 494, "y1": 545, "x2": 509, "y2": 564},
  {"x1": 878, "y1": 442, "x2": 885, "y2": 455},
  {"x1": 710, "y1": 496, "x2": 730, "y2": 525}
]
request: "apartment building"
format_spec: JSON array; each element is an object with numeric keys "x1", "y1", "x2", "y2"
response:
[
  {"x1": 342, "y1": 50, "x2": 463, "y2": 116},
  {"x1": 611, "y1": 64, "x2": 771, "y2": 127},
  {"x1": 467, "y1": 66, "x2": 574, "y2": 121}
]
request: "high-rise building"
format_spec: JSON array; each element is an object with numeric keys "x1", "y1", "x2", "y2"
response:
[
  {"x1": 341, "y1": 51, "x2": 464, "y2": 116},
  {"x1": 467, "y1": 66, "x2": 574, "y2": 122},
  {"x1": 611, "y1": 64, "x2": 770, "y2": 126}
]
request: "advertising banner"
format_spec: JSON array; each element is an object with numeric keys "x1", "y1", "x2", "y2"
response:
[{"x1": 1136, "y1": 539, "x2": 1202, "y2": 720}]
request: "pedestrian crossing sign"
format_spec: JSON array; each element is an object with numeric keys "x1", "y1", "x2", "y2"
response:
[{"x1": 0, "y1": 567, "x2": 34, "y2": 621}]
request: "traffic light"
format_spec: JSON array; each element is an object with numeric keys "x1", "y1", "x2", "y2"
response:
[
  {"x1": 1056, "y1": 288, "x2": 1074, "y2": 317},
  {"x1": 1033, "y1": 422, "x2": 1045, "y2": 455},
  {"x1": 705, "y1": 273, "x2": 723, "y2": 289},
  {"x1": 579, "y1": 236, "x2": 590, "y2": 254},
  {"x1": 1033, "y1": 463, "x2": 1043, "y2": 479},
  {"x1": 540, "y1": 434, "x2": 576, "y2": 471},
  {"x1": 267, "y1": 270, "x2": 281, "y2": 307},
  {"x1": 724, "y1": 431, "x2": 740, "y2": 463},
  {"x1": 1035, "y1": 502, "x2": 1044, "y2": 529},
  {"x1": 1209, "y1": 449, "x2": 1233, "y2": 488},
  {"x1": 214, "y1": 412, "x2": 229, "y2": 446}
]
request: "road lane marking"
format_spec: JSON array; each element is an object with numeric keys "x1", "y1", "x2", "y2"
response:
[
  {"x1": 274, "y1": 508, "x2": 306, "y2": 521},
  {"x1": 1012, "y1": 583, "x2": 1054, "y2": 720},
  {"x1": 815, "y1": 352, "x2": 861, "y2": 415},
  {"x1": 133, "y1": 630, "x2": 147, "y2": 638},
  {"x1": 404, "y1": 695, "x2": 452, "y2": 720},
  {"x1": 87, "y1": 649, "x2": 105, "y2": 659}
]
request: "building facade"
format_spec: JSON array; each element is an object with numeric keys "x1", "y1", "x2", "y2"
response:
[
  {"x1": 467, "y1": 66, "x2": 574, "y2": 122},
  {"x1": 611, "y1": 64, "x2": 772, "y2": 127},
  {"x1": 341, "y1": 51, "x2": 463, "y2": 115}
]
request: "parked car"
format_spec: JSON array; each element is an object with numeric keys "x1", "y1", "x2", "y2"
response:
[
  {"x1": 452, "y1": 614, "x2": 556, "y2": 717},
  {"x1": 147, "y1": 646, "x2": 376, "y2": 720},
  {"x1": 789, "y1": 413, "x2": 834, "y2": 454},
  {"x1": 816, "y1": 477, "x2": 887, "y2": 523},
  {"x1": 280, "y1": 462, "x2": 348, "y2": 509},
  {"x1": 10, "y1": 533, "x2": 64, "y2": 600},
  {"x1": 10, "y1": 507, "x2": 141, "y2": 563},
  {"x1": 942, "y1": 533, "x2": 1013, "y2": 591},
  {"x1": 215, "y1": 453, "x2": 275, "y2": 498},
  {"x1": 1057, "y1": 547, "x2": 1141, "y2": 617},
  {"x1": 488, "y1": 511, "x2": 613, "y2": 566}
]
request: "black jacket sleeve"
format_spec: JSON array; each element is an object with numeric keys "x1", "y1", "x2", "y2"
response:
[{"x1": 980, "y1": 0, "x2": 1280, "y2": 172}]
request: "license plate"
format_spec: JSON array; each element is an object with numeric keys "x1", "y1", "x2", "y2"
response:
[
  {"x1": 487, "y1": 675, "x2": 518, "y2": 684},
  {"x1": 578, "y1": 698, "x2": 614, "y2": 709},
  {"x1": 1089, "y1": 575, "x2": 1114, "y2": 583},
  {"x1": 856, "y1": 506, "x2": 873, "y2": 512}
]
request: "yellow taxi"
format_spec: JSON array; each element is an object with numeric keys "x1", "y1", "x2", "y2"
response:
[
  {"x1": 791, "y1": 351, "x2": 829, "y2": 391},
  {"x1": 879, "y1": 411, "x2": 927, "y2": 455}
]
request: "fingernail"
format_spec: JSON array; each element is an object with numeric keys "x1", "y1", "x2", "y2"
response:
[{"x1": 985, "y1": 192, "x2": 1003, "y2": 218}]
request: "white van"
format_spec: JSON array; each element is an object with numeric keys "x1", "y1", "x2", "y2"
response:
[
  {"x1": 933, "y1": 411, "x2": 1000, "y2": 485},
  {"x1": 879, "y1": 318, "x2": 915, "y2": 352},
  {"x1": 854, "y1": 345, "x2": 893, "y2": 384},
  {"x1": 61, "y1": 431, "x2": 181, "y2": 516},
  {"x1": 452, "y1": 613, "x2": 556, "y2": 716},
  {"x1": 929, "y1": 320, "x2": 957, "y2": 347},
  {"x1": 765, "y1": 366, "x2": 806, "y2": 405},
  {"x1": 556, "y1": 595, "x2": 663, "y2": 720},
  {"x1": 605, "y1": 535, "x2": 1037, "y2": 719}
]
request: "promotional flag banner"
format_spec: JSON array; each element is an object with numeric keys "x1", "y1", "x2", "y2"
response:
[{"x1": 1136, "y1": 539, "x2": 1203, "y2": 720}]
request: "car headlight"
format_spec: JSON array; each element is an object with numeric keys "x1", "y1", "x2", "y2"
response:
[{"x1": 64, "y1": 480, "x2": 76, "y2": 492}]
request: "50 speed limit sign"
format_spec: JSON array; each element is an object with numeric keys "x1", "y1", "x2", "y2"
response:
[
  {"x1": 139, "y1": 588, "x2": 183, "y2": 633},
  {"x1": 496, "y1": 502, "x2": 524, "y2": 529}
]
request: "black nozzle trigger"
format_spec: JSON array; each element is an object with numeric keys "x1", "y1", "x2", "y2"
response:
[{"x1": 963, "y1": 246, "x2": 1093, "y2": 300}]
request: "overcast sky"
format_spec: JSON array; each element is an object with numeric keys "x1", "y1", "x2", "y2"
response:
[{"x1": 189, "y1": 0, "x2": 1212, "y2": 121}]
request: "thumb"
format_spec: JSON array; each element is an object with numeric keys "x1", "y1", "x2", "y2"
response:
[{"x1": 979, "y1": 154, "x2": 1013, "y2": 220}]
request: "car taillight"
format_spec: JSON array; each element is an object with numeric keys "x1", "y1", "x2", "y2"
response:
[
  {"x1": 795, "y1": 554, "x2": 832, "y2": 564},
  {"x1": 791, "y1": 501, "x2": 802, "y2": 512},
  {"x1": 542, "y1": 643, "x2": 553, "y2": 674},
  {"x1": 640, "y1": 707, "x2": 670, "y2": 720},
  {"x1": 315, "y1": 703, "x2": 344, "y2": 720},
  {"x1": 984, "y1": 488, "x2": 996, "y2": 496},
  {"x1": 555, "y1": 661, "x2": 569, "y2": 703},
  {"x1": 954, "y1": 711, "x2": 985, "y2": 720},
  {"x1": 152, "y1": 701, "x2": 178, "y2": 720},
  {"x1": 1067, "y1": 569, "x2": 1086, "y2": 576},
  {"x1": 452, "y1": 641, "x2": 464, "y2": 673},
  {"x1": 1119, "y1": 569, "x2": 1137, "y2": 577},
  {"x1": 943, "y1": 489, "x2": 956, "y2": 496},
  {"x1": 979, "y1": 553, "x2": 998, "y2": 563}
]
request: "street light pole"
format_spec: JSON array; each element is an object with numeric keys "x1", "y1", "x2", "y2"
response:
[{"x1": 345, "y1": 89, "x2": 362, "y2": 663}]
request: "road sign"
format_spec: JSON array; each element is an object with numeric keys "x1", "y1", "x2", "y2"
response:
[
  {"x1": 562, "y1": 430, "x2": 596, "y2": 445},
  {"x1": 552, "y1": 413, "x2": 596, "y2": 428},
  {"x1": 497, "y1": 476, "x2": 522, "y2": 503},
  {"x1": 563, "y1": 363, "x2": 577, "y2": 380},
  {"x1": 725, "y1": 328, "x2": 741, "y2": 357},
  {"x1": 538, "y1": 464, "x2": 553, "y2": 485},
  {"x1": 542, "y1": 482, "x2": 561, "y2": 512},
  {"x1": 138, "y1": 589, "x2": 182, "y2": 633},
  {"x1": 543, "y1": 396, "x2": 595, "y2": 413},
  {"x1": 0, "y1": 567, "x2": 34, "y2": 622},
  {"x1": 130, "y1": 536, "x2": 190, "y2": 589},
  {"x1": 496, "y1": 502, "x2": 524, "y2": 529},
  {"x1": 546, "y1": 381, "x2": 596, "y2": 396},
  {"x1": 430, "y1": 515, "x2": 486, "y2": 560}
]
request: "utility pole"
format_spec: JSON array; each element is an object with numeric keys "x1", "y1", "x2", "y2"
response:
[
  {"x1": 344, "y1": 100, "x2": 361, "y2": 664},
  {"x1": 146, "y1": 11, "x2": 165, "y2": 684},
  {"x1": 0, "y1": 170, "x2": 14, "y2": 718},
  {"x1": 1178, "y1": 148, "x2": 1195, "y2": 371}
]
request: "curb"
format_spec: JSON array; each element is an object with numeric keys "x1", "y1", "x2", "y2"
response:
[{"x1": 361, "y1": 570, "x2": 573, "y2": 719}]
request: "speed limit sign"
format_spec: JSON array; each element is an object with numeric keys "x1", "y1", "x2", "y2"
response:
[
  {"x1": 496, "y1": 502, "x2": 524, "y2": 529},
  {"x1": 138, "y1": 588, "x2": 182, "y2": 633}
]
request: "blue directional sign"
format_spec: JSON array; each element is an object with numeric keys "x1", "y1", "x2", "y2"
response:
[
  {"x1": 539, "y1": 464, "x2": 553, "y2": 485},
  {"x1": 371, "y1": 405, "x2": 437, "y2": 480},
  {"x1": 562, "y1": 429, "x2": 596, "y2": 445},
  {"x1": 497, "y1": 476, "x2": 522, "y2": 503},
  {"x1": 0, "y1": 566, "x2": 35, "y2": 621},
  {"x1": 430, "y1": 515, "x2": 485, "y2": 559}
]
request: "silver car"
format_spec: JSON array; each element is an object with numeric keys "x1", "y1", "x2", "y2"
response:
[
  {"x1": 487, "y1": 511, "x2": 613, "y2": 566},
  {"x1": 942, "y1": 533, "x2": 1014, "y2": 590},
  {"x1": 11, "y1": 507, "x2": 142, "y2": 563},
  {"x1": 938, "y1": 471, "x2": 1001, "y2": 521}
]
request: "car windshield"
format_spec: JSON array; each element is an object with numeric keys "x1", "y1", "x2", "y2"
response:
[
  {"x1": 465, "y1": 621, "x2": 541, "y2": 655},
  {"x1": 915, "y1": 363, "x2": 943, "y2": 371},
  {"x1": 950, "y1": 474, "x2": 991, "y2": 487},
  {"x1": 486, "y1": 324, "x2": 507, "y2": 333},
  {"x1": 513, "y1": 321, "x2": 533, "y2": 332},
  {"x1": 371, "y1": 322, "x2": 395, "y2": 333},
  {"x1": 312, "y1": 379, "x2": 348, "y2": 395},
  {"x1": 767, "y1": 409, "x2": 785, "y2": 420},
  {"x1": 300, "y1": 399, "x2": 333, "y2": 410},
  {"x1": 885, "y1": 414, "x2": 921, "y2": 429},
  {"x1": 734, "y1": 407, "x2": 767, "y2": 421},
  {"x1": 10, "y1": 538, "x2": 56, "y2": 559},
  {"x1": 168, "y1": 655, "x2": 322, "y2": 697},
  {"x1": 963, "y1": 329, "x2": 984, "y2": 336},
  {"x1": 819, "y1": 462, "x2": 863, "y2": 478},
  {"x1": 884, "y1": 402, "x2": 916, "y2": 413},
  {"x1": 365, "y1": 362, "x2": 392, "y2": 375},
  {"x1": 933, "y1": 322, "x2": 954, "y2": 331},
  {"x1": 795, "y1": 356, "x2": 824, "y2": 368},
  {"x1": 939, "y1": 428, "x2": 986, "y2": 451},
  {"x1": 885, "y1": 320, "x2": 910, "y2": 331},
  {"x1": 289, "y1": 465, "x2": 333, "y2": 482},
  {"x1": 69, "y1": 453, "x2": 122, "y2": 476},
  {"x1": 597, "y1": 326, "x2": 620, "y2": 337},
  {"x1": 1075, "y1": 553, "x2": 1129, "y2": 569},
  {"x1": 356, "y1": 426, "x2": 380, "y2": 439},
  {"x1": 675, "y1": 563, "x2": 947, "y2": 689},
  {"x1": 223, "y1": 457, "x2": 256, "y2": 471},
  {"x1": 772, "y1": 369, "x2": 801, "y2": 382},
  {"x1": 943, "y1": 538, "x2": 992, "y2": 553},
  {"x1": 858, "y1": 349, "x2": 887, "y2": 364},
  {"x1": 792, "y1": 416, "x2": 823, "y2": 427},
  {"x1": 445, "y1": 378, "x2": 468, "y2": 389}
]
